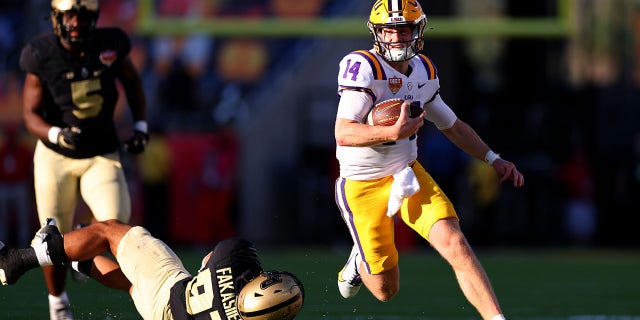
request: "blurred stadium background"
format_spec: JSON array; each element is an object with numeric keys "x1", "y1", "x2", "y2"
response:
[
  {"x1": 0, "y1": 0, "x2": 640, "y2": 247},
  {"x1": 1, "y1": 0, "x2": 640, "y2": 318},
  {"x1": 0, "y1": 0, "x2": 640, "y2": 320}
]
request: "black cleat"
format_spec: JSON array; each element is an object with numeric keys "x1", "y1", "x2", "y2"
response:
[{"x1": 31, "y1": 218, "x2": 66, "y2": 265}]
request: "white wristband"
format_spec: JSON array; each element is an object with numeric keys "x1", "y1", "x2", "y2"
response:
[
  {"x1": 48, "y1": 126, "x2": 61, "y2": 144},
  {"x1": 484, "y1": 150, "x2": 500, "y2": 165},
  {"x1": 133, "y1": 120, "x2": 148, "y2": 133}
]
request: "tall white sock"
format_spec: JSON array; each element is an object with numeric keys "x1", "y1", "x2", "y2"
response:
[
  {"x1": 49, "y1": 291, "x2": 70, "y2": 305},
  {"x1": 32, "y1": 242, "x2": 53, "y2": 266},
  {"x1": 491, "y1": 314, "x2": 506, "y2": 320}
]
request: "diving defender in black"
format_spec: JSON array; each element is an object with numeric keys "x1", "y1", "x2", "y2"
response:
[{"x1": 169, "y1": 238, "x2": 263, "y2": 320}]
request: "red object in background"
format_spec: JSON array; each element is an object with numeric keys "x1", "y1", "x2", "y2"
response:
[
  {"x1": 0, "y1": 124, "x2": 36, "y2": 245},
  {"x1": 0, "y1": 125, "x2": 33, "y2": 183},
  {"x1": 167, "y1": 131, "x2": 238, "y2": 245}
]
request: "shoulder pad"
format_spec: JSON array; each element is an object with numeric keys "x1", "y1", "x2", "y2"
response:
[
  {"x1": 417, "y1": 54, "x2": 438, "y2": 80},
  {"x1": 19, "y1": 34, "x2": 59, "y2": 73},
  {"x1": 350, "y1": 50, "x2": 387, "y2": 80},
  {"x1": 93, "y1": 28, "x2": 132, "y2": 56}
]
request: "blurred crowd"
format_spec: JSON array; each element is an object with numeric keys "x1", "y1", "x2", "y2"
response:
[
  {"x1": 0, "y1": 0, "x2": 333, "y2": 131},
  {"x1": 0, "y1": 0, "x2": 336, "y2": 245}
]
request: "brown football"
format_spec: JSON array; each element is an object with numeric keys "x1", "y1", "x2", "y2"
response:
[{"x1": 367, "y1": 99, "x2": 423, "y2": 126}]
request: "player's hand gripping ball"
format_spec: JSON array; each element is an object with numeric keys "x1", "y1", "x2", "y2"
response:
[{"x1": 367, "y1": 99, "x2": 423, "y2": 126}]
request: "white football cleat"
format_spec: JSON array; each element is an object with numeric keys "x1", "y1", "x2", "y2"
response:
[{"x1": 337, "y1": 245, "x2": 362, "y2": 299}]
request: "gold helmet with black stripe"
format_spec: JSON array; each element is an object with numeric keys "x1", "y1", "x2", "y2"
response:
[{"x1": 368, "y1": 0, "x2": 427, "y2": 61}]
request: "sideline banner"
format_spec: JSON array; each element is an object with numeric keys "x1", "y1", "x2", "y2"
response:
[{"x1": 167, "y1": 131, "x2": 238, "y2": 245}]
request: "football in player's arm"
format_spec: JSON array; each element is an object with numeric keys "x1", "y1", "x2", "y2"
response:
[{"x1": 334, "y1": 1, "x2": 524, "y2": 320}]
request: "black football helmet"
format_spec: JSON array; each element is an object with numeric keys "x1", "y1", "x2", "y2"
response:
[{"x1": 51, "y1": 0, "x2": 100, "y2": 44}]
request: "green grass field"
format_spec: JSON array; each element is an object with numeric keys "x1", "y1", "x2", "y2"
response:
[{"x1": 1, "y1": 247, "x2": 639, "y2": 319}]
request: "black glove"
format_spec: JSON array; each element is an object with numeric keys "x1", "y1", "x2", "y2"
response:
[
  {"x1": 57, "y1": 127, "x2": 82, "y2": 150},
  {"x1": 123, "y1": 130, "x2": 149, "y2": 154}
]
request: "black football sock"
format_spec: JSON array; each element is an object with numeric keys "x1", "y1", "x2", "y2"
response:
[
  {"x1": 0, "y1": 246, "x2": 39, "y2": 269},
  {"x1": 0, "y1": 245, "x2": 41, "y2": 285},
  {"x1": 71, "y1": 259, "x2": 94, "y2": 277}
]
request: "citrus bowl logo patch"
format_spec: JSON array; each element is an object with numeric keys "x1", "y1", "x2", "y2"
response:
[
  {"x1": 99, "y1": 50, "x2": 117, "y2": 67},
  {"x1": 388, "y1": 77, "x2": 402, "y2": 94}
]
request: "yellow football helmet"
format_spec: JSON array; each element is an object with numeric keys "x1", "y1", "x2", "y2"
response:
[
  {"x1": 237, "y1": 271, "x2": 304, "y2": 320},
  {"x1": 368, "y1": 0, "x2": 427, "y2": 62},
  {"x1": 51, "y1": 0, "x2": 100, "y2": 44}
]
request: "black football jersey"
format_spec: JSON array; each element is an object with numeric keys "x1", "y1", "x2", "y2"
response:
[
  {"x1": 169, "y1": 238, "x2": 263, "y2": 320},
  {"x1": 19, "y1": 28, "x2": 131, "y2": 159}
]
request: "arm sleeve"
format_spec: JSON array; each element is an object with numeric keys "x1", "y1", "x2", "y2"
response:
[
  {"x1": 336, "y1": 89, "x2": 374, "y2": 123},
  {"x1": 423, "y1": 94, "x2": 457, "y2": 130},
  {"x1": 112, "y1": 27, "x2": 132, "y2": 57}
]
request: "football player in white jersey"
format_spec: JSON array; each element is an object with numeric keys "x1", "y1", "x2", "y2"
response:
[{"x1": 334, "y1": 1, "x2": 524, "y2": 320}]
